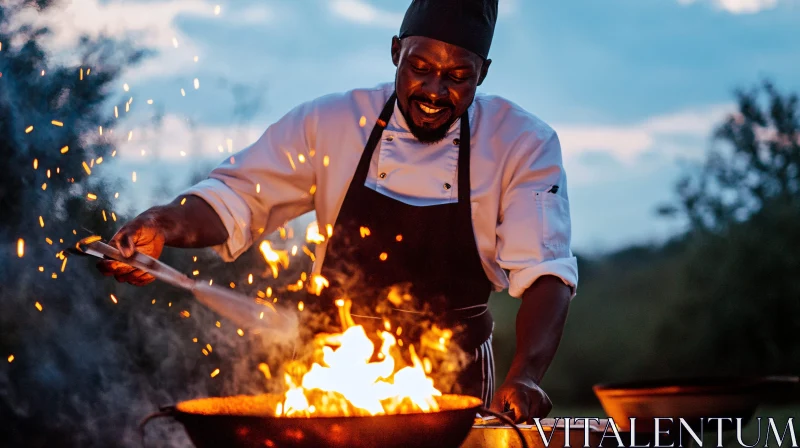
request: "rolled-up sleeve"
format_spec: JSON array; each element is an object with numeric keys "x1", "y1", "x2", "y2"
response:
[
  {"x1": 181, "y1": 101, "x2": 318, "y2": 261},
  {"x1": 496, "y1": 131, "x2": 579, "y2": 299}
]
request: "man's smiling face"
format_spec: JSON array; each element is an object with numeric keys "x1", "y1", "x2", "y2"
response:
[{"x1": 392, "y1": 36, "x2": 491, "y2": 144}]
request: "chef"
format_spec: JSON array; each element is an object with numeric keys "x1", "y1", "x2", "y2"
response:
[{"x1": 98, "y1": 0, "x2": 578, "y2": 422}]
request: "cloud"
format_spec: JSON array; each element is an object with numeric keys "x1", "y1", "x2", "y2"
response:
[
  {"x1": 555, "y1": 103, "x2": 734, "y2": 186},
  {"x1": 556, "y1": 103, "x2": 732, "y2": 163},
  {"x1": 677, "y1": 0, "x2": 781, "y2": 14},
  {"x1": 329, "y1": 0, "x2": 404, "y2": 28},
  {"x1": 27, "y1": 0, "x2": 273, "y2": 79},
  {"x1": 330, "y1": 0, "x2": 520, "y2": 28},
  {"x1": 114, "y1": 114, "x2": 265, "y2": 162}
]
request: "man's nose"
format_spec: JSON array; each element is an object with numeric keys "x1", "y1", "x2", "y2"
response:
[{"x1": 420, "y1": 76, "x2": 448, "y2": 102}]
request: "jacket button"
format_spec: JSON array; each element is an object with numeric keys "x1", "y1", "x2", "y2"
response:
[
  {"x1": 444, "y1": 183, "x2": 451, "y2": 190},
  {"x1": 453, "y1": 138, "x2": 460, "y2": 146},
  {"x1": 379, "y1": 172, "x2": 387, "y2": 179},
  {"x1": 386, "y1": 136, "x2": 394, "y2": 141}
]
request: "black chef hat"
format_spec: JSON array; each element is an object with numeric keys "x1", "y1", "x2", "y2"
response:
[{"x1": 399, "y1": 0, "x2": 498, "y2": 60}]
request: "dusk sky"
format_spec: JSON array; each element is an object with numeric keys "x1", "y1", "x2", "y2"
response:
[{"x1": 34, "y1": 0, "x2": 800, "y2": 253}]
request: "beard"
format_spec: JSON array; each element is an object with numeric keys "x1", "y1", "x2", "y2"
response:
[{"x1": 398, "y1": 96, "x2": 459, "y2": 144}]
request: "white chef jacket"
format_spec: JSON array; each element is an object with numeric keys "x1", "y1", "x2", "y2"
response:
[{"x1": 183, "y1": 82, "x2": 578, "y2": 299}]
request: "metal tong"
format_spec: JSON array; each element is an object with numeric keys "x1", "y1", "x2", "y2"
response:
[{"x1": 69, "y1": 236, "x2": 290, "y2": 333}]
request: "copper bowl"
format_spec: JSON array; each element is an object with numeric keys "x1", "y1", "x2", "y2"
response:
[{"x1": 592, "y1": 377, "x2": 786, "y2": 432}]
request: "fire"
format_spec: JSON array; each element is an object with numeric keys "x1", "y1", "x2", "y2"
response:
[
  {"x1": 259, "y1": 241, "x2": 289, "y2": 278},
  {"x1": 309, "y1": 274, "x2": 329, "y2": 296},
  {"x1": 305, "y1": 221, "x2": 326, "y2": 244},
  {"x1": 274, "y1": 300, "x2": 442, "y2": 418}
]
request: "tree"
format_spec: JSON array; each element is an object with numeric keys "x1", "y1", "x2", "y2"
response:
[
  {"x1": 655, "y1": 81, "x2": 800, "y2": 377},
  {"x1": 659, "y1": 80, "x2": 800, "y2": 232}
]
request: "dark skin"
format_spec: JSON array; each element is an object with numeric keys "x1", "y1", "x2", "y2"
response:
[
  {"x1": 392, "y1": 35, "x2": 490, "y2": 143},
  {"x1": 99, "y1": 36, "x2": 571, "y2": 423}
]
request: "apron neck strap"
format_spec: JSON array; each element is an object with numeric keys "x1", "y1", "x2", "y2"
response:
[
  {"x1": 457, "y1": 108, "x2": 471, "y2": 205},
  {"x1": 353, "y1": 92, "x2": 397, "y2": 184}
]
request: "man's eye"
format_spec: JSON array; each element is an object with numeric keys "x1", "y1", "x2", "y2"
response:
[
  {"x1": 411, "y1": 65, "x2": 428, "y2": 73},
  {"x1": 450, "y1": 74, "x2": 468, "y2": 83}
]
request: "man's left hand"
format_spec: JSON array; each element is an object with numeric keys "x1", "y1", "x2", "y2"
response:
[{"x1": 490, "y1": 375, "x2": 552, "y2": 423}]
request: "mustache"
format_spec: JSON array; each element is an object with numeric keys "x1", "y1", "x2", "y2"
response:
[{"x1": 410, "y1": 96, "x2": 454, "y2": 109}]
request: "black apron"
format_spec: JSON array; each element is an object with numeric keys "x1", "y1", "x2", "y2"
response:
[{"x1": 313, "y1": 93, "x2": 495, "y2": 405}]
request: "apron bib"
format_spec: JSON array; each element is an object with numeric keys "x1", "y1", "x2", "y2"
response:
[{"x1": 312, "y1": 92, "x2": 495, "y2": 404}]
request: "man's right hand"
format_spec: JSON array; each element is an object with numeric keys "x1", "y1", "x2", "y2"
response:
[{"x1": 96, "y1": 212, "x2": 166, "y2": 286}]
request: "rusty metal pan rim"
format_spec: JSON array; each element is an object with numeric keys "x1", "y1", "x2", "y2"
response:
[
  {"x1": 170, "y1": 393, "x2": 484, "y2": 420},
  {"x1": 592, "y1": 376, "x2": 784, "y2": 397}
]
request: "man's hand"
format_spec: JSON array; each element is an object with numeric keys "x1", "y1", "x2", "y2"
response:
[
  {"x1": 491, "y1": 375, "x2": 552, "y2": 423},
  {"x1": 96, "y1": 212, "x2": 165, "y2": 285},
  {"x1": 495, "y1": 275, "x2": 570, "y2": 423},
  {"x1": 95, "y1": 195, "x2": 228, "y2": 286}
]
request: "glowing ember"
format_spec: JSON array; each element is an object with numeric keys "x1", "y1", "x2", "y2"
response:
[
  {"x1": 305, "y1": 221, "x2": 325, "y2": 244},
  {"x1": 17, "y1": 239, "x2": 24, "y2": 258},
  {"x1": 7, "y1": 355, "x2": 13, "y2": 363},
  {"x1": 309, "y1": 275, "x2": 329, "y2": 296},
  {"x1": 259, "y1": 241, "x2": 289, "y2": 278},
  {"x1": 51, "y1": 120, "x2": 63, "y2": 127},
  {"x1": 379, "y1": 252, "x2": 388, "y2": 261},
  {"x1": 237, "y1": 329, "x2": 244, "y2": 336},
  {"x1": 276, "y1": 300, "x2": 442, "y2": 418},
  {"x1": 360, "y1": 226, "x2": 371, "y2": 238},
  {"x1": 210, "y1": 368, "x2": 220, "y2": 378},
  {"x1": 110, "y1": 294, "x2": 118, "y2": 304},
  {"x1": 35, "y1": 302, "x2": 43, "y2": 312}
]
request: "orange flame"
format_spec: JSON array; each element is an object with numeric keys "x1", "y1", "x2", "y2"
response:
[
  {"x1": 275, "y1": 299, "x2": 442, "y2": 418},
  {"x1": 305, "y1": 221, "x2": 325, "y2": 244},
  {"x1": 259, "y1": 241, "x2": 289, "y2": 278}
]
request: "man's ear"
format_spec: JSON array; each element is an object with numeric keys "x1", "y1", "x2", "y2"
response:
[
  {"x1": 391, "y1": 36, "x2": 402, "y2": 67},
  {"x1": 477, "y1": 58, "x2": 492, "y2": 86}
]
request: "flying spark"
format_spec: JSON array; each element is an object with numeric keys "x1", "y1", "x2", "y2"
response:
[
  {"x1": 17, "y1": 239, "x2": 24, "y2": 257},
  {"x1": 110, "y1": 294, "x2": 118, "y2": 304},
  {"x1": 51, "y1": 120, "x2": 63, "y2": 127},
  {"x1": 210, "y1": 369, "x2": 220, "y2": 378},
  {"x1": 35, "y1": 302, "x2": 43, "y2": 312}
]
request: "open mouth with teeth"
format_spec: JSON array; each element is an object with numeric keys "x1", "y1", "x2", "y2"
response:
[{"x1": 411, "y1": 99, "x2": 452, "y2": 126}]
